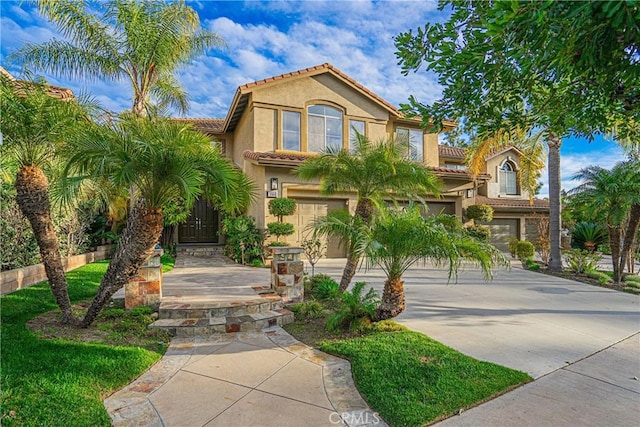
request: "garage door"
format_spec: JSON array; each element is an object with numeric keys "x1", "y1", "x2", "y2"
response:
[
  {"x1": 289, "y1": 199, "x2": 347, "y2": 258},
  {"x1": 486, "y1": 218, "x2": 520, "y2": 252}
]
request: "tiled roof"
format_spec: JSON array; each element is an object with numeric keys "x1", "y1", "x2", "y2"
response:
[
  {"x1": 239, "y1": 63, "x2": 399, "y2": 115},
  {"x1": 438, "y1": 145, "x2": 466, "y2": 159},
  {"x1": 173, "y1": 118, "x2": 225, "y2": 133},
  {"x1": 476, "y1": 195, "x2": 549, "y2": 209},
  {"x1": 1, "y1": 66, "x2": 75, "y2": 99}
]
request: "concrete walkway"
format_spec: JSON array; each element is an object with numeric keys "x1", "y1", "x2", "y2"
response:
[
  {"x1": 314, "y1": 258, "x2": 640, "y2": 426},
  {"x1": 105, "y1": 327, "x2": 384, "y2": 427}
]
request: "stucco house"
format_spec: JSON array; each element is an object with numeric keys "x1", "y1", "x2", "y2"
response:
[{"x1": 172, "y1": 63, "x2": 549, "y2": 253}]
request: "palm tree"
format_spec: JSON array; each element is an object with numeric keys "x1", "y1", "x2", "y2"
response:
[
  {"x1": 570, "y1": 162, "x2": 640, "y2": 284},
  {"x1": 313, "y1": 206, "x2": 508, "y2": 319},
  {"x1": 0, "y1": 75, "x2": 94, "y2": 324},
  {"x1": 295, "y1": 134, "x2": 442, "y2": 290},
  {"x1": 13, "y1": 0, "x2": 224, "y2": 116},
  {"x1": 65, "y1": 115, "x2": 254, "y2": 326}
]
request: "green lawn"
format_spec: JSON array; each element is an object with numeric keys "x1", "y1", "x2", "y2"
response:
[
  {"x1": 0, "y1": 258, "x2": 173, "y2": 426},
  {"x1": 321, "y1": 330, "x2": 531, "y2": 427}
]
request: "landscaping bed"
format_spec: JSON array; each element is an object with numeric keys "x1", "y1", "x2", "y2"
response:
[
  {"x1": 282, "y1": 275, "x2": 532, "y2": 427},
  {"x1": 0, "y1": 257, "x2": 174, "y2": 426}
]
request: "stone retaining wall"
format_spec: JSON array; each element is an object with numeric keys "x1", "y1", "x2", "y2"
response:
[{"x1": 0, "y1": 245, "x2": 115, "y2": 295}]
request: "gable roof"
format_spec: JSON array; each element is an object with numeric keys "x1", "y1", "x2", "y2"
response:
[{"x1": 172, "y1": 118, "x2": 225, "y2": 134}]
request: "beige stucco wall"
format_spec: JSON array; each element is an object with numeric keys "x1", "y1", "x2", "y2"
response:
[{"x1": 485, "y1": 150, "x2": 531, "y2": 200}]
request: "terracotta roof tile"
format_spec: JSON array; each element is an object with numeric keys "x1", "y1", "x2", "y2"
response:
[
  {"x1": 243, "y1": 150, "x2": 316, "y2": 163},
  {"x1": 173, "y1": 118, "x2": 225, "y2": 133},
  {"x1": 476, "y1": 195, "x2": 549, "y2": 209},
  {"x1": 438, "y1": 145, "x2": 466, "y2": 159}
]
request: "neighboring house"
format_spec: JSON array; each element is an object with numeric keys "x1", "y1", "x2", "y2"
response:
[
  {"x1": 0, "y1": 66, "x2": 75, "y2": 99},
  {"x1": 172, "y1": 63, "x2": 549, "y2": 253}
]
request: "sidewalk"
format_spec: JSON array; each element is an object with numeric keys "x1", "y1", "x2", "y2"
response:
[{"x1": 105, "y1": 327, "x2": 385, "y2": 427}]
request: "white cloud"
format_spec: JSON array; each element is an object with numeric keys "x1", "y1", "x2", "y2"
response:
[{"x1": 537, "y1": 147, "x2": 626, "y2": 198}]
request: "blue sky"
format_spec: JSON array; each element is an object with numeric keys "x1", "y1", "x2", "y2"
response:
[{"x1": 0, "y1": 0, "x2": 626, "y2": 196}]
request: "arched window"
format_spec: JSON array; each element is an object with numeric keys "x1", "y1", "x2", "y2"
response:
[
  {"x1": 308, "y1": 105, "x2": 343, "y2": 152},
  {"x1": 499, "y1": 161, "x2": 518, "y2": 195}
]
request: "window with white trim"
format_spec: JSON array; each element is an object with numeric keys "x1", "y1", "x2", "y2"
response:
[
  {"x1": 349, "y1": 120, "x2": 365, "y2": 151},
  {"x1": 308, "y1": 105, "x2": 343, "y2": 152},
  {"x1": 282, "y1": 111, "x2": 301, "y2": 151},
  {"x1": 499, "y1": 161, "x2": 518, "y2": 195},
  {"x1": 396, "y1": 128, "x2": 423, "y2": 161}
]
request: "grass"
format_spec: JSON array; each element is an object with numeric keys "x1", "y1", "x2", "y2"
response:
[
  {"x1": 284, "y1": 289, "x2": 531, "y2": 427},
  {"x1": 0, "y1": 256, "x2": 175, "y2": 426},
  {"x1": 321, "y1": 331, "x2": 531, "y2": 426}
]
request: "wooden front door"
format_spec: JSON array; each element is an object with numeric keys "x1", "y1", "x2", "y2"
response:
[{"x1": 178, "y1": 199, "x2": 219, "y2": 243}]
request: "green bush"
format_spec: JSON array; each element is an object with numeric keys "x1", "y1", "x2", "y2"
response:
[
  {"x1": 267, "y1": 241, "x2": 290, "y2": 247},
  {"x1": 598, "y1": 243, "x2": 612, "y2": 255},
  {"x1": 290, "y1": 301, "x2": 324, "y2": 320},
  {"x1": 465, "y1": 204, "x2": 494, "y2": 222},
  {"x1": 525, "y1": 259, "x2": 540, "y2": 271},
  {"x1": 624, "y1": 275, "x2": 640, "y2": 284},
  {"x1": 507, "y1": 237, "x2": 519, "y2": 257},
  {"x1": 466, "y1": 224, "x2": 491, "y2": 242},
  {"x1": 327, "y1": 282, "x2": 380, "y2": 332},
  {"x1": 515, "y1": 240, "x2": 535, "y2": 261},
  {"x1": 305, "y1": 274, "x2": 334, "y2": 292},
  {"x1": 221, "y1": 215, "x2": 264, "y2": 264},
  {"x1": 314, "y1": 278, "x2": 341, "y2": 301},
  {"x1": 564, "y1": 249, "x2": 601, "y2": 274},
  {"x1": 571, "y1": 222, "x2": 608, "y2": 252},
  {"x1": 268, "y1": 198, "x2": 297, "y2": 219},
  {"x1": 586, "y1": 270, "x2": 613, "y2": 284},
  {"x1": 250, "y1": 259, "x2": 264, "y2": 267},
  {"x1": 266, "y1": 222, "x2": 295, "y2": 240}
]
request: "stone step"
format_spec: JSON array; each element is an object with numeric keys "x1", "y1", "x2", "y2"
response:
[
  {"x1": 176, "y1": 246, "x2": 226, "y2": 257},
  {"x1": 148, "y1": 309, "x2": 294, "y2": 336},
  {"x1": 158, "y1": 298, "x2": 283, "y2": 320}
]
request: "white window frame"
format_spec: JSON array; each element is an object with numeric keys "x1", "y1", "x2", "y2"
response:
[
  {"x1": 307, "y1": 105, "x2": 343, "y2": 152},
  {"x1": 282, "y1": 110, "x2": 301, "y2": 151},
  {"x1": 396, "y1": 127, "x2": 424, "y2": 162},
  {"x1": 499, "y1": 161, "x2": 518, "y2": 195}
]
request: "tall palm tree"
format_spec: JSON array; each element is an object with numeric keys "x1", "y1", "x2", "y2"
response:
[
  {"x1": 65, "y1": 115, "x2": 254, "y2": 326},
  {"x1": 0, "y1": 75, "x2": 94, "y2": 324},
  {"x1": 13, "y1": 0, "x2": 224, "y2": 116},
  {"x1": 313, "y1": 206, "x2": 508, "y2": 319},
  {"x1": 295, "y1": 134, "x2": 442, "y2": 290},
  {"x1": 570, "y1": 162, "x2": 640, "y2": 284}
]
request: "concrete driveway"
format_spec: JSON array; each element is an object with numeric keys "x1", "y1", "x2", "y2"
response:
[{"x1": 313, "y1": 259, "x2": 640, "y2": 426}]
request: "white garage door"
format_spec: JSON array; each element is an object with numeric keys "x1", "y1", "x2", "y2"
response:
[
  {"x1": 487, "y1": 218, "x2": 520, "y2": 252},
  {"x1": 289, "y1": 199, "x2": 346, "y2": 258}
]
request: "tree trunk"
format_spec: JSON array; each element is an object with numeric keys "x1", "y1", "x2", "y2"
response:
[
  {"x1": 339, "y1": 197, "x2": 375, "y2": 291},
  {"x1": 15, "y1": 166, "x2": 76, "y2": 324},
  {"x1": 376, "y1": 277, "x2": 405, "y2": 320},
  {"x1": 547, "y1": 134, "x2": 563, "y2": 271},
  {"x1": 80, "y1": 199, "x2": 163, "y2": 327},
  {"x1": 609, "y1": 225, "x2": 624, "y2": 284},
  {"x1": 618, "y1": 203, "x2": 640, "y2": 281}
]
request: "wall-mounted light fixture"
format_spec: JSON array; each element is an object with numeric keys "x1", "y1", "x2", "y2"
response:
[
  {"x1": 270, "y1": 177, "x2": 279, "y2": 190},
  {"x1": 466, "y1": 189, "x2": 474, "y2": 198}
]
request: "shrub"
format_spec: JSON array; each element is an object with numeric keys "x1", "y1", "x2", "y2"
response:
[
  {"x1": 268, "y1": 198, "x2": 297, "y2": 220},
  {"x1": 290, "y1": 301, "x2": 324, "y2": 320},
  {"x1": 327, "y1": 282, "x2": 380, "y2": 332},
  {"x1": 266, "y1": 222, "x2": 295, "y2": 240},
  {"x1": 586, "y1": 270, "x2": 613, "y2": 284},
  {"x1": 564, "y1": 249, "x2": 601, "y2": 274},
  {"x1": 267, "y1": 241, "x2": 290, "y2": 247},
  {"x1": 535, "y1": 236, "x2": 551, "y2": 266},
  {"x1": 466, "y1": 224, "x2": 491, "y2": 242},
  {"x1": 221, "y1": 215, "x2": 265, "y2": 264},
  {"x1": 507, "y1": 237, "x2": 519, "y2": 258},
  {"x1": 515, "y1": 240, "x2": 535, "y2": 261},
  {"x1": 571, "y1": 222, "x2": 608, "y2": 252},
  {"x1": 249, "y1": 259, "x2": 264, "y2": 267},
  {"x1": 525, "y1": 259, "x2": 540, "y2": 271},
  {"x1": 465, "y1": 204, "x2": 494, "y2": 222},
  {"x1": 314, "y1": 278, "x2": 341, "y2": 302},
  {"x1": 624, "y1": 275, "x2": 640, "y2": 285},
  {"x1": 365, "y1": 319, "x2": 408, "y2": 333},
  {"x1": 598, "y1": 243, "x2": 612, "y2": 255},
  {"x1": 305, "y1": 274, "x2": 334, "y2": 293},
  {"x1": 301, "y1": 236, "x2": 326, "y2": 276}
]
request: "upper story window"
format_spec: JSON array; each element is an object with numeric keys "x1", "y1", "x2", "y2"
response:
[
  {"x1": 396, "y1": 128, "x2": 423, "y2": 162},
  {"x1": 282, "y1": 111, "x2": 301, "y2": 151},
  {"x1": 349, "y1": 120, "x2": 365, "y2": 151},
  {"x1": 440, "y1": 162, "x2": 466, "y2": 170},
  {"x1": 499, "y1": 160, "x2": 518, "y2": 195},
  {"x1": 308, "y1": 105, "x2": 343, "y2": 152}
]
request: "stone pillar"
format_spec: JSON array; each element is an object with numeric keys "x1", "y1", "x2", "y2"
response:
[
  {"x1": 270, "y1": 247, "x2": 304, "y2": 304},
  {"x1": 125, "y1": 248, "x2": 163, "y2": 310}
]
